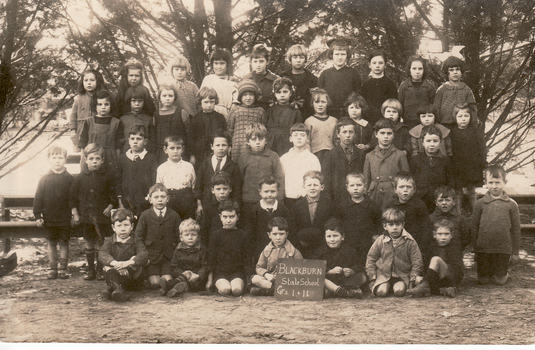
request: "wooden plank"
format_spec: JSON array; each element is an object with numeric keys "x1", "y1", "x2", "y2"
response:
[{"x1": 0, "y1": 222, "x2": 83, "y2": 239}]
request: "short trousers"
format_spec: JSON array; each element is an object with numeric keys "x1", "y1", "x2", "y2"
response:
[
  {"x1": 214, "y1": 270, "x2": 245, "y2": 283},
  {"x1": 328, "y1": 272, "x2": 367, "y2": 289},
  {"x1": 475, "y1": 252, "x2": 510, "y2": 278},
  {"x1": 77, "y1": 222, "x2": 113, "y2": 242},
  {"x1": 45, "y1": 226, "x2": 71, "y2": 242},
  {"x1": 373, "y1": 277, "x2": 405, "y2": 296},
  {"x1": 145, "y1": 256, "x2": 172, "y2": 276},
  {"x1": 168, "y1": 188, "x2": 196, "y2": 220}
]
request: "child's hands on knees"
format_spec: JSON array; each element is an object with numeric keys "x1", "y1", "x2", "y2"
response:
[
  {"x1": 342, "y1": 268, "x2": 355, "y2": 277},
  {"x1": 118, "y1": 269, "x2": 129, "y2": 276},
  {"x1": 190, "y1": 272, "x2": 200, "y2": 283},
  {"x1": 413, "y1": 275, "x2": 424, "y2": 286},
  {"x1": 36, "y1": 219, "x2": 44, "y2": 228},
  {"x1": 264, "y1": 273, "x2": 275, "y2": 282},
  {"x1": 328, "y1": 266, "x2": 343, "y2": 275}
]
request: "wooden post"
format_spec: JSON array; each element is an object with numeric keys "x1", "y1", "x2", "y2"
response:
[{"x1": 0, "y1": 196, "x2": 4, "y2": 221}]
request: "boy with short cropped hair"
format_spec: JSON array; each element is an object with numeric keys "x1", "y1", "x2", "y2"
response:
[
  {"x1": 99, "y1": 209, "x2": 149, "y2": 302},
  {"x1": 291, "y1": 171, "x2": 334, "y2": 258},
  {"x1": 429, "y1": 186, "x2": 470, "y2": 250},
  {"x1": 135, "y1": 183, "x2": 181, "y2": 290},
  {"x1": 472, "y1": 166, "x2": 521, "y2": 285},
  {"x1": 318, "y1": 39, "x2": 362, "y2": 119},
  {"x1": 280, "y1": 123, "x2": 321, "y2": 209},
  {"x1": 366, "y1": 208, "x2": 423, "y2": 297},
  {"x1": 251, "y1": 217, "x2": 303, "y2": 296},
  {"x1": 34, "y1": 146, "x2": 74, "y2": 279},
  {"x1": 406, "y1": 219, "x2": 464, "y2": 298},
  {"x1": 200, "y1": 171, "x2": 233, "y2": 245},
  {"x1": 312, "y1": 217, "x2": 367, "y2": 299},
  {"x1": 242, "y1": 43, "x2": 279, "y2": 111},
  {"x1": 409, "y1": 125, "x2": 454, "y2": 210},
  {"x1": 322, "y1": 117, "x2": 366, "y2": 203},
  {"x1": 117, "y1": 124, "x2": 158, "y2": 220}
]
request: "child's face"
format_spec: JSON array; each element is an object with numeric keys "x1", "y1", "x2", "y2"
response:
[
  {"x1": 274, "y1": 84, "x2": 291, "y2": 105},
  {"x1": 338, "y1": 125, "x2": 356, "y2": 148},
  {"x1": 127, "y1": 69, "x2": 142, "y2": 86},
  {"x1": 325, "y1": 229, "x2": 343, "y2": 249},
  {"x1": 332, "y1": 49, "x2": 348, "y2": 68},
  {"x1": 420, "y1": 113, "x2": 435, "y2": 126},
  {"x1": 383, "y1": 222, "x2": 404, "y2": 239},
  {"x1": 383, "y1": 107, "x2": 399, "y2": 123},
  {"x1": 48, "y1": 153, "x2": 67, "y2": 172},
  {"x1": 180, "y1": 229, "x2": 199, "y2": 247},
  {"x1": 212, "y1": 184, "x2": 231, "y2": 202},
  {"x1": 375, "y1": 128, "x2": 394, "y2": 148},
  {"x1": 289, "y1": 131, "x2": 308, "y2": 149},
  {"x1": 290, "y1": 55, "x2": 306, "y2": 70},
  {"x1": 448, "y1": 66, "x2": 462, "y2": 82},
  {"x1": 130, "y1": 98, "x2": 144, "y2": 114},
  {"x1": 251, "y1": 56, "x2": 268, "y2": 74},
  {"x1": 422, "y1": 134, "x2": 441, "y2": 155},
  {"x1": 303, "y1": 177, "x2": 323, "y2": 199},
  {"x1": 247, "y1": 136, "x2": 266, "y2": 153},
  {"x1": 113, "y1": 219, "x2": 133, "y2": 240},
  {"x1": 83, "y1": 73, "x2": 97, "y2": 92},
  {"x1": 369, "y1": 55, "x2": 385, "y2": 75},
  {"x1": 433, "y1": 227, "x2": 453, "y2": 247},
  {"x1": 268, "y1": 226, "x2": 288, "y2": 248},
  {"x1": 259, "y1": 183, "x2": 278, "y2": 205},
  {"x1": 96, "y1": 98, "x2": 111, "y2": 117},
  {"x1": 220, "y1": 210, "x2": 238, "y2": 229},
  {"x1": 211, "y1": 137, "x2": 229, "y2": 158},
  {"x1": 241, "y1": 92, "x2": 256, "y2": 106},
  {"x1": 213, "y1": 60, "x2": 227, "y2": 76},
  {"x1": 410, "y1": 61, "x2": 424, "y2": 82},
  {"x1": 149, "y1": 190, "x2": 168, "y2": 210},
  {"x1": 436, "y1": 195, "x2": 455, "y2": 214},
  {"x1": 172, "y1": 66, "x2": 187, "y2": 81},
  {"x1": 164, "y1": 142, "x2": 183, "y2": 162},
  {"x1": 395, "y1": 179, "x2": 415, "y2": 203},
  {"x1": 486, "y1": 174, "x2": 506, "y2": 197},
  {"x1": 85, "y1": 153, "x2": 104, "y2": 172},
  {"x1": 160, "y1": 89, "x2": 176, "y2": 108},
  {"x1": 201, "y1": 97, "x2": 216, "y2": 113},
  {"x1": 128, "y1": 134, "x2": 147, "y2": 153},
  {"x1": 347, "y1": 103, "x2": 362, "y2": 120},
  {"x1": 346, "y1": 176, "x2": 366, "y2": 200},
  {"x1": 313, "y1": 95, "x2": 328, "y2": 115},
  {"x1": 455, "y1": 109, "x2": 471, "y2": 129}
]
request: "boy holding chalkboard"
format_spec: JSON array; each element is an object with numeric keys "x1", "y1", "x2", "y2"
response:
[
  {"x1": 312, "y1": 217, "x2": 366, "y2": 298},
  {"x1": 250, "y1": 217, "x2": 303, "y2": 296}
]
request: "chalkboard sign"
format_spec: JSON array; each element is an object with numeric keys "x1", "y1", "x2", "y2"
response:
[{"x1": 274, "y1": 258, "x2": 326, "y2": 301}]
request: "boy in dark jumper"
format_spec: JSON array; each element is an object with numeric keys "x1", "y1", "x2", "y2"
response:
[
  {"x1": 200, "y1": 171, "x2": 233, "y2": 246},
  {"x1": 34, "y1": 146, "x2": 74, "y2": 279}
]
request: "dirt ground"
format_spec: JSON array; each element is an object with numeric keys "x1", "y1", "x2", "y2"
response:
[{"x1": 1, "y1": 236, "x2": 535, "y2": 345}]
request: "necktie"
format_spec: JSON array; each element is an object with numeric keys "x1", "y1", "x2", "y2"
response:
[
  {"x1": 159, "y1": 210, "x2": 163, "y2": 219},
  {"x1": 133, "y1": 155, "x2": 140, "y2": 162},
  {"x1": 215, "y1": 158, "x2": 222, "y2": 173}
]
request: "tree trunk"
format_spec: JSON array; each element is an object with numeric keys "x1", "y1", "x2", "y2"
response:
[{"x1": 0, "y1": 0, "x2": 18, "y2": 130}]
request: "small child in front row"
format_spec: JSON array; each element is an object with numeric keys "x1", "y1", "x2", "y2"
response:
[
  {"x1": 163, "y1": 219, "x2": 210, "y2": 297},
  {"x1": 208, "y1": 200, "x2": 251, "y2": 296},
  {"x1": 406, "y1": 219, "x2": 464, "y2": 298},
  {"x1": 304, "y1": 88, "x2": 338, "y2": 164},
  {"x1": 99, "y1": 209, "x2": 149, "y2": 302},
  {"x1": 409, "y1": 104, "x2": 452, "y2": 158},
  {"x1": 135, "y1": 183, "x2": 181, "y2": 290},
  {"x1": 250, "y1": 217, "x2": 303, "y2": 296},
  {"x1": 156, "y1": 135, "x2": 200, "y2": 220},
  {"x1": 344, "y1": 92, "x2": 373, "y2": 152},
  {"x1": 472, "y1": 165, "x2": 520, "y2": 285},
  {"x1": 312, "y1": 217, "x2": 366, "y2": 299},
  {"x1": 34, "y1": 146, "x2": 75, "y2": 279},
  {"x1": 366, "y1": 208, "x2": 424, "y2": 297}
]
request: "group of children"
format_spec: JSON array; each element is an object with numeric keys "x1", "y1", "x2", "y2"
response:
[{"x1": 32, "y1": 40, "x2": 520, "y2": 302}]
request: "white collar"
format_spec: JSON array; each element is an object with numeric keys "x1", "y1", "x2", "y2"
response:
[
  {"x1": 260, "y1": 200, "x2": 278, "y2": 211},
  {"x1": 212, "y1": 155, "x2": 227, "y2": 170},
  {"x1": 153, "y1": 207, "x2": 167, "y2": 217},
  {"x1": 369, "y1": 72, "x2": 385, "y2": 79},
  {"x1": 116, "y1": 235, "x2": 130, "y2": 244},
  {"x1": 126, "y1": 149, "x2": 148, "y2": 161}
]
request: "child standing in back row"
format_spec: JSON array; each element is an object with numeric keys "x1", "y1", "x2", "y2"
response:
[
  {"x1": 115, "y1": 59, "x2": 156, "y2": 118},
  {"x1": 305, "y1": 88, "x2": 338, "y2": 164}
]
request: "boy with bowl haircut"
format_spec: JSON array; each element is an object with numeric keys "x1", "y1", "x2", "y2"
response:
[
  {"x1": 117, "y1": 124, "x2": 158, "y2": 220},
  {"x1": 135, "y1": 183, "x2": 181, "y2": 290},
  {"x1": 250, "y1": 217, "x2": 303, "y2": 296},
  {"x1": 291, "y1": 170, "x2": 334, "y2": 258},
  {"x1": 200, "y1": 171, "x2": 233, "y2": 246},
  {"x1": 366, "y1": 208, "x2": 424, "y2": 297},
  {"x1": 337, "y1": 173, "x2": 382, "y2": 267},
  {"x1": 312, "y1": 217, "x2": 366, "y2": 299},
  {"x1": 208, "y1": 200, "x2": 251, "y2": 296},
  {"x1": 164, "y1": 218, "x2": 210, "y2": 297},
  {"x1": 472, "y1": 165, "x2": 520, "y2": 285},
  {"x1": 34, "y1": 146, "x2": 74, "y2": 279},
  {"x1": 322, "y1": 117, "x2": 366, "y2": 204},
  {"x1": 406, "y1": 219, "x2": 464, "y2": 298},
  {"x1": 280, "y1": 123, "x2": 321, "y2": 209},
  {"x1": 99, "y1": 208, "x2": 149, "y2": 302},
  {"x1": 429, "y1": 186, "x2": 470, "y2": 250}
]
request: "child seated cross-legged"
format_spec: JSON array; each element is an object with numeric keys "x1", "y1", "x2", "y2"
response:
[
  {"x1": 250, "y1": 217, "x2": 303, "y2": 296},
  {"x1": 366, "y1": 208, "x2": 424, "y2": 297},
  {"x1": 135, "y1": 184, "x2": 181, "y2": 290},
  {"x1": 406, "y1": 219, "x2": 464, "y2": 298},
  {"x1": 163, "y1": 218, "x2": 210, "y2": 297},
  {"x1": 312, "y1": 217, "x2": 366, "y2": 299},
  {"x1": 208, "y1": 200, "x2": 251, "y2": 296},
  {"x1": 99, "y1": 209, "x2": 149, "y2": 302}
]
